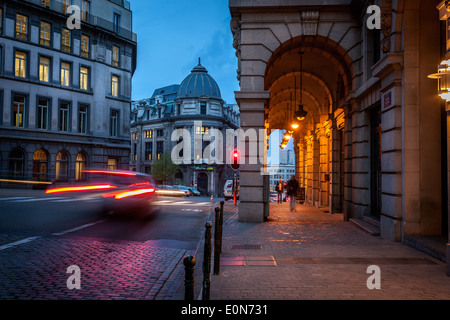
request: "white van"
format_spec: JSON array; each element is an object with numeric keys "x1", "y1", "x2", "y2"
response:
[{"x1": 223, "y1": 179, "x2": 239, "y2": 200}]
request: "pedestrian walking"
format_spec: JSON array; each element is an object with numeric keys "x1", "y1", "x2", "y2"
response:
[
  {"x1": 286, "y1": 175, "x2": 299, "y2": 212},
  {"x1": 275, "y1": 179, "x2": 284, "y2": 204}
]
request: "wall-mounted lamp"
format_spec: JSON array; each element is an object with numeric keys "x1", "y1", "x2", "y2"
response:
[{"x1": 428, "y1": 60, "x2": 450, "y2": 101}]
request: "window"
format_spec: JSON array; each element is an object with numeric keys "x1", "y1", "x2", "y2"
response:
[
  {"x1": 80, "y1": 66, "x2": 89, "y2": 90},
  {"x1": 132, "y1": 132, "x2": 137, "y2": 140},
  {"x1": 13, "y1": 95, "x2": 25, "y2": 127},
  {"x1": 0, "y1": 8, "x2": 3, "y2": 34},
  {"x1": 60, "y1": 61, "x2": 71, "y2": 87},
  {"x1": 59, "y1": 102, "x2": 70, "y2": 132},
  {"x1": 110, "y1": 110, "x2": 118, "y2": 137},
  {"x1": 62, "y1": 0, "x2": 71, "y2": 14},
  {"x1": 145, "y1": 142, "x2": 153, "y2": 161},
  {"x1": 78, "y1": 105, "x2": 88, "y2": 133},
  {"x1": 61, "y1": 28, "x2": 71, "y2": 53},
  {"x1": 9, "y1": 149, "x2": 25, "y2": 179},
  {"x1": 81, "y1": 35, "x2": 89, "y2": 58},
  {"x1": 56, "y1": 151, "x2": 69, "y2": 181},
  {"x1": 15, "y1": 51, "x2": 27, "y2": 78},
  {"x1": 107, "y1": 158, "x2": 118, "y2": 170},
  {"x1": 41, "y1": 0, "x2": 50, "y2": 8},
  {"x1": 37, "y1": 98, "x2": 49, "y2": 130},
  {"x1": 112, "y1": 46, "x2": 120, "y2": 67},
  {"x1": 113, "y1": 13, "x2": 121, "y2": 34},
  {"x1": 195, "y1": 126, "x2": 210, "y2": 135},
  {"x1": 157, "y1": 129, "x2": 164, "y2": 137},
  {"x1": 156, "y1": 141, "x2": 164, "y2": 160},
  {"x1": 39, "y1": 56, "x2": 50, "y2": 83},
  {"x1": 16, "y1": 15, "x2": 27, "y2": 40},
  {"x1": 200, "y1": 102, "x2": 207, "y2": 115},
  {"x1": 81, "y1": 0, "x2": 90, "y2": 22},
  {"x1": 145, "y1": 130, "x2": 152, "y2": 138},
  {"x1": 111, "y1": 75, "x2": 119, "y2": 97},
  {"x1": 75, "y1": 153, "x2": 87, "y2": 181},
  {"x1": 40, "y1": 22, "x2": 51, "y2": 46}
]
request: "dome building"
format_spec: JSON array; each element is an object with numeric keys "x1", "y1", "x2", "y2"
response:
[{"x1": 130, "y1": 60, "x2": 240, "y2": 196}]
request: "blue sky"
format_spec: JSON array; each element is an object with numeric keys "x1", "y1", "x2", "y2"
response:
[{"x1": 130, "y1": 0, "x2": 239, "y2": 105}]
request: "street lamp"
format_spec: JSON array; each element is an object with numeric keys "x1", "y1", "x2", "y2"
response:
[
  {"x1": 294, "y1": 51, "x2": 308, "y2": 121},
  {"x1": 428, "y1": 59, "x2": 450, "y2": 101}
]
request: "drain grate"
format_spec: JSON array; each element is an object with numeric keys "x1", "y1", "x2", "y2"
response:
[{"x1": 231, "y1": 244, "x2": 262, "y2": 250}]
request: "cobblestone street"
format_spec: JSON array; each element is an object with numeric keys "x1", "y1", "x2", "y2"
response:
[{"x1": 0, "y1": 235, "x2": 191, "y2": 300}]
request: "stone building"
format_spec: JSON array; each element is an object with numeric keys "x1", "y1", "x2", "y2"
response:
[
  {"x1": 229, "y1": 0, "x2": 450, "y2": 272},
  {"x1": 130, "y1": 61, "x2": 240, "y2": 196},
  {"x1": 0, "y1": 0, "x2": 137, "y2": 185}
]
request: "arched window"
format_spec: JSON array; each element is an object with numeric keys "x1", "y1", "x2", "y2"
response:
[
  {"x1": 75, "y1": 153, "x2": 87, "y2": 181},
  {"x1": 56, "y1": 151, "x2": 69, "y2": 181},
  {"x1": 9, "y1": 148, "x2": 25, "y2": 179},
  {"x1": 33, "y1": 149, "x2": 48, "y2": 181}
]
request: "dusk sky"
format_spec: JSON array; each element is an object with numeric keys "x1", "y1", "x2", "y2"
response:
[{"x1": 130, "y1": 0, "x2": 240, "y2": 105}]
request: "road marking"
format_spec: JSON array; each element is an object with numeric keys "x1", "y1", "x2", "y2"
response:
[
  {"x1": 0, "y1": 220, "x2": 107, "y2": 251},
  {"x1": 14, "y1": 197, "x2": 62, "y2": 203},
  {"x1": 0, "y1": 236, "x2": 41, "y2": 251},
  {"x1": 0, "y1": 197, "x2": 34, "y2": 201},
  {"x1": 52, "y1": 219, "x2": 107, "y2": 236}
]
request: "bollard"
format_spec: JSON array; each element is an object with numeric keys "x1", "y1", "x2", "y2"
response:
[
  {"x1": 183, "y1": 255, "x2": 196, "y2": 300},
  {"x1": 213, "y1": 207, "x2": 221, "y2": 275},
  {"x1": 202, "y1": 221, "x2": 212, "y2": 300},
  {"x1": 219, "y1": 201, "x2": 224, "y2": 254}
]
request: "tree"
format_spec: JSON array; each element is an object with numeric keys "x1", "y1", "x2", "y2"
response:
[{"x1": 151, "y1": 152, "x2": 179, "y2": 185}]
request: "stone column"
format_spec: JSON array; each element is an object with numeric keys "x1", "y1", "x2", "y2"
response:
[
  {"x1": 350, "y1": 101, "x2": 370, "y2": 218},
  {"x1": 235, "y1": 91, "x2": 270, "y2": 222}
]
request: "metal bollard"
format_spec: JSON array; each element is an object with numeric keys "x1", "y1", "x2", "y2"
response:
[
  {"x1": 219, "y1": 201, "x2": 224, "y2": 254},
  {"x1": 202, "y1": 221, "x2": 212, "y2": 300},
  {"x1": 213, "y1": 207, "x2": 221, "y2": 275},
  {"x1": 183, "y1": 255, "x2": 196, "y2": 300}
]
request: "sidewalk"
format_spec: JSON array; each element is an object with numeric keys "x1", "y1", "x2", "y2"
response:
[{"x1": 180, "y1": 200, "x2": 450, "y2": 300}]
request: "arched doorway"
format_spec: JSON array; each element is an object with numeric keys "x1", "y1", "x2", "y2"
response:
[
  {"x1": 197, "y1": 172, "x2": 208, "y2": 195},
  {"x1": 75, "y1": 152, "x2": 87, "y2": 181},
  {"x1": 33, "y1": 149, "x2": 48, "y2": 182},
  {"x1": 56, "y1": 150, "x2": 69, "y2": 182}
]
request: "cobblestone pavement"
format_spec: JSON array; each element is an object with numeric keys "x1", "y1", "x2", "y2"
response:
[
  {"x1": 0, "y1": 235, "x2": 192, "y2": 300},
  {"x1": 206, "y1": 202, "x2": 450, "y2": 300}
]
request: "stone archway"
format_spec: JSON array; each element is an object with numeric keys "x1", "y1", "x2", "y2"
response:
[{"x1": 230, "y1": 3, "x2": 360, "y2": 221}]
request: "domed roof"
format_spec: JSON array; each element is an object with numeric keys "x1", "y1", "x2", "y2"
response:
[{"x1": 177, "y1": 59, "x2": 222, "y2": 100}]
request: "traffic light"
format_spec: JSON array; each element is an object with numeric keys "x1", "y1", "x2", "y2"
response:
[{"x1": 231, "y1": 149, "x2": 240, "y2": 170}]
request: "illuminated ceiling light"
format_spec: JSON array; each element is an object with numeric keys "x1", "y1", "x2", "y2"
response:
[
  {"x1": 291, "y1": 122, "x2": 299, "y2": 129},
  {"x1": 283, "y1": 132, "x2": 291, "y2": 140},
  {"x1": 428, "y1": 59, "x2": 450, "y2": 101},
  {"x1": 293, "y1": 51, "x2": 308, "y2": 122}
]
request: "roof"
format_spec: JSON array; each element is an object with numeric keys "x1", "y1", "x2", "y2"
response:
[{"x1": 176, "y1": 59, "x2": 222, "y2": 100}]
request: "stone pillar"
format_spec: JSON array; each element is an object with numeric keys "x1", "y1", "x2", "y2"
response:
[
  {"x1": 372, "y1": 53, "x2": 403, "y2": 241},
  {"x1": 235, "y1": 91, "x2": 270, "y2": 222},
  {"x1": 350, "y1": 102, "x2": 370, "y2": 218},
  {"x1": 343, "y1": 104, "x2": 353, "y2": 221}
]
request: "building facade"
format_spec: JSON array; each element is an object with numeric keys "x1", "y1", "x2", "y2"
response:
[
  {"x1": 0, "y1": 0, "x2": 137, "y2": 186},
  {"x1": 130, "y1": 61, "x2": 240, "y2": 196},
  {"x1": 229, "y1": 0, "x2": 450, "y2": 272}
]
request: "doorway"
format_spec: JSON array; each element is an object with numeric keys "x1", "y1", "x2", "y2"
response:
[
  {"x1": 370, "y1": 106, "x2": 382, "y2": 218},
  {"x1": 197, "y1": 172, "x2": 208, "y2": 195}
]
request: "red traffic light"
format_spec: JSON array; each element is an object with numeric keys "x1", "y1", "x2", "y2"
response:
[{"x1": 231, "y1": 150, "x2": 240, "y2": 170}]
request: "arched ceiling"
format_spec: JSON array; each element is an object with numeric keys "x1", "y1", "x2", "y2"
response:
[{"x1": 265, "y1": 35, "x2": 355, "y2": 135}]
